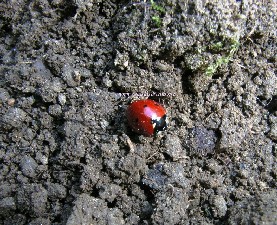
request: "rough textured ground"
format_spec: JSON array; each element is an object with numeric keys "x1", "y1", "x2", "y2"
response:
[{"x1": 0, "y1": 0, "x2": 276, "y2": 224}]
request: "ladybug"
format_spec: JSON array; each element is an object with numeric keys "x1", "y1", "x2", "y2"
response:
[{"x1": 126, "y1": 99, "x2": 167, "y2": 136}]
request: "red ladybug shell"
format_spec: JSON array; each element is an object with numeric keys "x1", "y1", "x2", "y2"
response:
[{"x1": 126, "y1": 99, "x2": 167, "y2": 136}]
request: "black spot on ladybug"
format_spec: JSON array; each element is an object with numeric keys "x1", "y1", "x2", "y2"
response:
[{"x1": 143, "y1": 105, "x2": 148, "y2": 108}]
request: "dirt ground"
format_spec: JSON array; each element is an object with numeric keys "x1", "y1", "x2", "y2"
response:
[{"x1": 0, "y1": 0, "x2": 276, "y2": 224}]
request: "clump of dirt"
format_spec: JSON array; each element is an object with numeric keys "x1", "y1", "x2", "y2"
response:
[
  {"x1": 0, "y1": 0, "x2": 276, "y2": 224},
  {"x1": 185, "y1": 126, "x2": 217, "y2": 156}
]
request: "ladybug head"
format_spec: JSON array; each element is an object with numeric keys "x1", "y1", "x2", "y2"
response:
[{"x1": 152, "y1": 115, "x2": 167, "y2": 135}]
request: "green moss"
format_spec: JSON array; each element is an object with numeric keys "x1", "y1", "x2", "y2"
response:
[
  {"x1": 152, "y1": 15, "x2": 162, "y2": 27},
  {"x1": 150, "y1": 0, "x2": 165, "y2": 13},
  {"x1": 209, "y1": 41, "x2": 223, "y2": 52},
  {"x1": 205, "y1": 38, "x2": 240, "y2": 76},
  {"x1": 150, "y1": 0, "x2": 165, "y2": 27}
]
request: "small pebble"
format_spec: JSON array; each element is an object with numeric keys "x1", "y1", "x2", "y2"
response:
[
  {"x1": 58, "y1": 94, "x2": 66, "y2": 105},
  {"x1": 20, "y1": 155, "x2": 38, "y2": 178},
  {"x1": 7, "y1": 98, "x2": 15, "y2": 106},
  {"x1": 48, "y1": 104, "x2": 62, "y2": 116}
]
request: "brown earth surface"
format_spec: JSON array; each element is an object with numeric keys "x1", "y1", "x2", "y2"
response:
[{"x1": 0, "y1": 0, "x2": 276, "y2": 224}]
